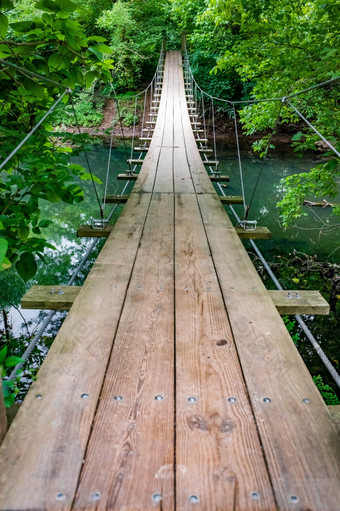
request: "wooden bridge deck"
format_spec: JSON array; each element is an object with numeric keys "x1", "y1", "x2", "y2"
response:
[{"x1": 0, "y1": 51, "x2": 339, "y2": 510}]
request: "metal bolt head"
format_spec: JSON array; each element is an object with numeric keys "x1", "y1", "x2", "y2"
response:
[
  {"x1": 91, "y1": 492, "x2": 100, "y2": 501},
  {"x1": 263, "y1": 397, "x2": 271, "y2": 403},
  {"x1": 114, "y1": 395, "x2": 123, "y2": 401},
  {"x1": 155, "y1": 395, "x2": 163, "y2": 401},
  {"x1": 152, "y1": 493, "x2": 162, "y2": 502},
  {"x1": 250, "y1": 492, "x2": 260, "y2": 500},
  {"x1": 290, "y1": 496, "x2": 299, "y2": 503},
  {"x1": 302, "y1": 398, "x2": 311, "y2": 404},
  {"x1": 35, "y1": 394, "x2": 43, "y2": 400},
  {"x1": 228, "y1": 397, "x2": 237, "y2": 403},
  {"x1": 188, "y1": 396, "x2": 197, "y2": 403},
  {"x1": 189, "y1": 495, "x2": 199, "y2": 503},
  {"x1": 81, "y1": 393, "x2": 89, "y2": 399},
  {"x1": 56, "y1": 493, "x2": 65, "y2": 501}
]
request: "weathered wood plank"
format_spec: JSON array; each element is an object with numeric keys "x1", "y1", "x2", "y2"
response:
[
  {"x1": 0, "y1": 394, "x2": 6, "y2": 445},
  {"x1": 21, "y1": 285, "x2": 81, "y2": 310},
  {"x1": 209, "y1": 174, "x2": 230, "y2": 182},
  {"x1": 0, "y1": 192, "x2": 154, "y2": 509},
  {"x1": 103, "y1": 194, "x2": 129, "y2": 203},
  {"x1": 196, "y1": 192, "x2": 340, "y2": 510},
  {"x1": 117, "y1": 173, "x2": 138, "y2": 180},
  {"x1": 73, "y1": 197, "x2": 175, "y2": 510},
  {"x1": 269, "y1": 290, "x2": 329, "y2": 315},
  {"x1": 328, "y1": 405, "x2": 340, "y2": 433},
  {"x1": 175, "y1": 194, "x2": 276, "y2": 510},
  {"x1": 220, "y1": 195, "x2": 243, "y2": 204},
  {"x1": 236, "y1": 226, "x2": 272, "y2": 239},
  {"x1": 77, "y1": 224, "x2": 113, "y2": 237}
]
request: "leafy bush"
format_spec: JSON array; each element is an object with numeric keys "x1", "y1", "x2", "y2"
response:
[{"x1": 53, "y1": 92, "x2": 105, "y2": 127}]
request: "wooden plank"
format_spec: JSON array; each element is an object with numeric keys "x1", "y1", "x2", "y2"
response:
[
  {"x1": 21, "y1": 285, "x2": 81, "y2": 310},
  {"x1": 196, "y1": 192, "x2": 340, "y2": 510},
  {"x1": 73, "y1": 195, "x2": 175, "y2": 510},
  {"x1": 202, "y1": 159, "x2": 219, "y2": 165},
  {"x1": 175, "y1": 193, "x2": 275, "y2": 510},
  {"x1": 269, "y1": 290, "x2": 330, "y2": 315},
  {"x1": 0, "y1": 192, "x2": 154, "y2": 509},
  {"x1": 236, "y1": 226, "x2": 272, "y2": 239},
  {"x1": 127, "y1": 159, "x2": 144, "y2": 165},
  {"x1": 77, "y1": 224, "x2": 113, "y2": 237},
  {"x1": 328, "y1": 405, "x2": 340, "y2": 433},
  {"x1": 103, "y1": 194, "x2": 129, "y2": 204},
  {"x1": 209, "y1": 174, "x2": 230, "y2": 182},
  {"x1": 0, "y1": 393, "x2": 6, "y2": 445},
  {"x1": 220, "y1": 195, "x2": 243, "y2": 204},
  {"x1": 117, "y1": 173, "x2": 138, "y2": 180}
]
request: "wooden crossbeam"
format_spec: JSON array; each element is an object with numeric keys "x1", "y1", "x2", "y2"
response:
[
  {"x1": 142, "y1": 128, "x2": 154, "y2": 132},
  {"x1": 196, "y1": 138, "x2": 208, "y2": 143},
  {"x1": 192, "y1": 129, "x2": 204, "y2": 133},
  {"x1": 77, "y1": 224, "x2": 113, "y2": 237},
  {"x1": 127, "y1": 159, "x2": 144, "y2": 165},
  {"x1": 103, "y1": 194, "x2": 129, "y2": 203},
  {"x1": 117, "y1": 173, "x2": 139, "y2": 180},
  {"x1": 198, "y1": 148, "x2": 212, "y2": 153},
  {"x1": 21, "y1": 286, "x2": 81, "y2": 310},
  {"x1": 220, "y1": 196, "x2": 242, "y2": 204},
  {"x1": 203, "y1": 160, "x2": 219, "y2": 166},
  {"x1": 268, "y1": 290, "x2": 329, "y2": 315},
  {"x1": 134, "y1": 147, "x2": 149, "y2": 151},
  {"x1": 210, "y1": 175, "x2": 230, "y2": 182},
  {"x1": 139, "y1": 137, "x2": 152, "y2": 141},
  {"x1": 236, "y1": 226, "x2": 272, "y2": 239}
]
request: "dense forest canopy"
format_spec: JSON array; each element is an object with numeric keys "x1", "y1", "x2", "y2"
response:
[{"x1": 0, "y1": 0, "x2": 339, "y2": 281}]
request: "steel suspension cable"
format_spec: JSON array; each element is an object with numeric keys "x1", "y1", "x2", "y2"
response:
[
  {"x1": 69, "y1": 94, "x2": 104, "y2": 219},
  {"x1": 0, "y1": 90, "x2": 69, "y2": 172},
  {"x1": 232, "y1": 104, "x2": 247, "y2": 217},
  {"x1": 285, "y1": 99, "x2": 340, "y2": 158},
  {"x1": 103, "y1": 100, "x2": 117, "y2": 211}
]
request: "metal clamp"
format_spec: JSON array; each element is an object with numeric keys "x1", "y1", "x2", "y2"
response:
[
  {"x1": 91, "y1": 219, "x2": 108, "y2": 230},
  {"x1": 238, "y1": 220, "x2": 257, "y2": 231}
]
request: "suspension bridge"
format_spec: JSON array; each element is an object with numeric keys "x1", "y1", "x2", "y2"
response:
[{"x1": 0, "y1": 50, "x2": 339, "y2": 510}]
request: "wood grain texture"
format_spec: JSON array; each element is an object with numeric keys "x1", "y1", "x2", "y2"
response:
[
  {"x1": 196, "y1": 192, "x2": 340, "y2": 511},
  {"x1": 77, "y1": 224, "x2": 113, "y2": 237},
  {"x1": 0, "y1": 393, "x2": 6, "y2": 446},
  {"x1": 103, "y1": 195, "x2": 129, "y2": 204},
  {"x1": 74, "y1": 194, "x2": 175, "y2": 510},
  {"x1": 268, "y1": 290, "x2": 329, "y2": 315},
  {"x1": 236, "y1": 226, "x2": 272, "y2": 239},
  {"x1": 175, "y1": 194, "x2": 276, "y2": 511},
  {"x1": 0, "y1": 192, "x2": 153, "y2": 510},
  {"x1": 21, "y1": 285, "x2": 81, "y2": 310},
  {"x1": 220, "y1": 195, "x2": 244, "y2": 204}
]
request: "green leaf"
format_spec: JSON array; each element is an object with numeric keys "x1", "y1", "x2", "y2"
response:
[
  {"x1": 87, "y1": 36, "x2": 107, "y2": 43},
  {"x1": 35, "y1": 0, "x2": 61, "y2": 12},
  {"x1": 0, "y1": 13, "x2": 8, "y2": 38},
  {"x1": 10, "y1": 20, "x2": 39, "y2": 32},
  {"x1": 80, "y1": 172, "x2": 102, "y2": 184},
  {"x1": 0, "y1": 237, "x2": 8, "y2": 266},
  {"x1": 88, "y1": 46, "x2": 103, "y2": 60},
  {"x1": 85, "y1": 70, "x2": 98, "y2": 88},
  {"x1": 38, "y1": 219, "x2": 52, "y2": 228},
  {"x1": 0, "y1": 346, "x2": 7, "y2": 365},
  {"x1": 0, "y1": 0, "x2": 14, "y2": 9},
  {"x1": 95, "y1": 44, "x2": 112, "y2": 54},
  {"x1": 16, "y1": 252, "x2": 37, "y2": 282},
  {"x1": 55, "y1": 0, "x2": 76, "y2": 11},
  {"x1": 5, "y1": 356, "x2": 23, "y2": 368}
]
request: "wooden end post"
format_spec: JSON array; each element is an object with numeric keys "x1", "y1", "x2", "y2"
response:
[{"x1": 0, "y1": 388, "x2": 7, "y2": 444}]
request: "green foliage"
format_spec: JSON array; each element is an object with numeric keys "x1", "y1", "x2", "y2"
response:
[
  {"x1": 0, "y1": 0, "x2": 113, "y2": 281},
  {"x1": 53, "y1": 91, "x2": 104, "y2": 127},
  {"x1": 282, "y1": 316, "x2": 300, "y2": 345},
  {"x1": 171, "y1": 0, "x2": 340, "y2": 225},
  {"x1": 0, "y1": 345, "x2": 23, "y2": 406},
  {"x1": 97, "y1": 0, "x2": 178, "y2": 90},
  {"x1": 313, "y1": 375, "x2": 340, "y2": 405}
]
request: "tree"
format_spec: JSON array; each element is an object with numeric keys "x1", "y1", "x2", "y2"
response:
[
  {"x1": 171, "y1": 0, "x2": 340, "y2": 225},
  {"x1": 0, "y1": 0, "x2": 113, "y2": 281}
]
